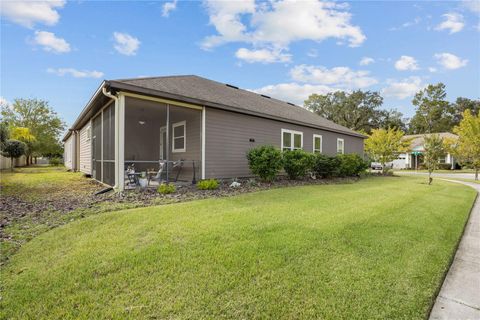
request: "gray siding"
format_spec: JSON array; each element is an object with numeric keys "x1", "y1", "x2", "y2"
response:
[
  {"x1": 205, "y1": 108, "x2": 364, "y2": 179},
  {"x1": 79, "y1": 122, "x2": 91, "y2": 174}
]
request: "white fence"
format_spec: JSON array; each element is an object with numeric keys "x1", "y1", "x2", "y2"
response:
[{"x1": 0, "y1": 155, "x2": 27, "y2": 170}]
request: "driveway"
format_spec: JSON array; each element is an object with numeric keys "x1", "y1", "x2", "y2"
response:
[
  {"x1": 429, "y1": 180, "x2": 480, "y2": 319},
  {"x1": 395, "y1": 171, "x2": 477, "y2": 181}
]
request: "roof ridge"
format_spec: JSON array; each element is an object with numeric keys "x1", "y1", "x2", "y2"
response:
[{"x1": 114, "y1": 74, "x2": 197, "y2": 82}]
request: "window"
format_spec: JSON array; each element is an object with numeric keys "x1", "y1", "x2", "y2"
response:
[
  {"x1": 86, "y1": 126, "x2": 91, "y2": 141},
  {"x1": 172, "y1": 121, "x2": 186, "y2": 153},
  {"x1": 313, "y1": 134, "x2": 322, "y2": 153},
  {"x1": 281, "y1": 129, "x2": 303, "y2": 151},
  {"x1": 337, "y1": 138, "x2": 345, "y2": 154}
]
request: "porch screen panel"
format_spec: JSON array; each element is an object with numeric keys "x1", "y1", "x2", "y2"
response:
[
  {"x1": 102, "y1": 104, "x2": 115, "y2": 186},
  {"x1": 92, "y1": 114, "x2": 102, "y2": 181}
]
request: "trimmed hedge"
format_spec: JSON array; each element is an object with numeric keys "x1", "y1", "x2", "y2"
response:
[
  {"x1": 248, "y1": 145, "x2": 367, "y2": 180},
  {"x1": 282, "y1": 150, "x2": 315, "y2": 180},
  {"x1": 337, "y1": 154, "x2": 369, "y2": 177},
  {"x1": 197, "y1": 179, "x2": 219, "y2": 190},
  {"x1": 247, "y1": 146, "x2": 283, "y2": 182}
]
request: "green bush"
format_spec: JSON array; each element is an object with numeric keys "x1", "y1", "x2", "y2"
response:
[
  {"x1": 282, "y1": 149, "x2": 314, "y2": 180},
  {"x1": 246, "y1": 145, "x2": 283, "y2": 182},
  {"x1": 438, "y1": 163, "x2": 452, "y2": 170},
  {"x1": 197, "y1": 179, "x2": 219, "y2": 190},
  {"x1": 157, "y1": 183, "x2": 176, "y2": 194},
  {"x1": 49, "y1": 157, "x2": 62, "y2": 166},
  {"x1": 338, "y1": 154, "x2": 368, "y2": 177},
  {"x1": 312, "y1": 154, "x2": 340, "y2": 178}
]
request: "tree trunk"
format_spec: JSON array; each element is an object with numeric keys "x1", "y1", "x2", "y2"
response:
[
  {"x1": 10, "y1": 157, "x2": 14, "y2": 171},
  {"x1": 428, "y1": 170, "x2": 433, "y2": 185},
  {"x1": 34, "y1": 157, "x2": 37, "y2": 164},
  {"x1": 476, "y1": 168, "x2": 479, "y2": 181}
]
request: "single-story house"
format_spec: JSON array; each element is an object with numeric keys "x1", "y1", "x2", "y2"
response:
[
  {"x1": 63, "y1": 75, "x2": 365, "y2": 190},
  {"x1": 391, "y1": 132, "x2": 458, "y2": 170}
]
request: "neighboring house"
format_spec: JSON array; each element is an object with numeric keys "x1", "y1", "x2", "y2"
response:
[
  {"x1": 63, "y1": 75, "x2": 365, "y2": 190},
  {"x1": 391, "y1": 132, "x2": 458, "y2": 170}
]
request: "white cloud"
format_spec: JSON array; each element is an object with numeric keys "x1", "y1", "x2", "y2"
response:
[
  {"x1": 390, "y1": 17, "x2": 421, "y2": 31},
  {"x1": 290, "y1": 64, "x2": 377, "y2": 88},
  {"x1": 0, "y1": 0, "x2": 65, "y2": 28},
  {"x1": 359, "y1": 57, "x2": 374, "y2": 66},
  {"x1": 33, "y1": 31, "x2": 70, "y2": 53},
  {"x1": 162, "y1": 0, "x2": 177, "y2": 17},
  {"x1": 435, "y1": 13, "x2": 464, "y2": 34},
  {"x1": 428, "y1": 67, "x2": 437, "y2": 73},
  {"x1": 382, "y1": 76, "x2": 423, "y2": 99},
  {"x1": 113, "y1": 32, "x2": 140, "y2": 56},
  {"x1": 235, "y1": 47, "x2": 291, "y2": 63},
  {"x1": 253, "y1": 83, "x2": 338, "y2": 105},
  {"x1": 394, "y1": 55, "x2": 419, "y2": 71},
  {"x1": 202, "y1": 0, "x2": 365, "y2": 62},
  {"x1": 462, "y1": 0, "x2": 480, "y2": 15},
  {"x1": 434, "y1": 52, "x2": 468, "y2": 69},
  {"x1": 47, "y1": 68, "x2": 104, "y2": 78}
]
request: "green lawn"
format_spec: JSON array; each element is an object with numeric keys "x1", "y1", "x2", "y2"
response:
[{"x1": 1, "y1": 176, "x2": 476, "y2": 319}]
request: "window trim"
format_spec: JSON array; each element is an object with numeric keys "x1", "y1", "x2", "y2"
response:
[
  {"x1": 86, "y1": 126, "x2": 91, "y2": 141},
  {"x1": 313, "y1": 134, "x2": 323, "y2": 153},
  {"x1": 172, "y1": 121, "x2": 186, "y2": 153},
  {"x1": 337, "y1": 138, "x2": 345, "y2": 154},
  {"x1": 281, "y1": 129, "x2": 303, "y2": 151}
]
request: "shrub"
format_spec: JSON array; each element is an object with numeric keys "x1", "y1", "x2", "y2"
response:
[
  {"x1": 338, "y1": 154, "x2": 369, "y2": 177},
  {"x1": 49, "y1": 157, "x2": 62, "y2": 166},
  {"x1": 157, "y1": 183, "x2": 176, "y2": 194},
  {"x1": 246, "y1": 145, "x2": 283, "y2": 182},
  {"x1": 197, "y1": 179, "x2": 219, "y2": 190},
  {"x1": 438, "y1": 163, "x2": 452, "y2": 170},
  {"x1": 282, "y1": 149, "x2": 314, "y2": 180},
  {"x1": 312, "y1": 154, "x2": 340, "y2": 178}
]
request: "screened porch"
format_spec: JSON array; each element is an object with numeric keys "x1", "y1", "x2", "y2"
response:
[{"x1": 123, "y1": 96, "x2": 202, "y2": 189}]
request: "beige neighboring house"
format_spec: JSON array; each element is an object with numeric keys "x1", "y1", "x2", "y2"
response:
[
  {"x1": 62, "y1": 75, "x2": 366, "y2": 190},
  {"x1": 391, "y1": 132, "x2": 458, "y2": 170}
]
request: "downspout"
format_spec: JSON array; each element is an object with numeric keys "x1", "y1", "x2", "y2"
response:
[{"x1": 101, "y1": 87, "x2": 119, "y2": 188}]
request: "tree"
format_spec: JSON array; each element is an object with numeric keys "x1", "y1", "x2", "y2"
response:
[
  {"x1": 0, "y1": 121, "x2": 9, "y2": 149},
  {"x1": 423, "y1": 134, "x2": 445, "y2": 185},
  {"x1": 10, "y1": 127, "x2": 36, "y2": 143},
  {"x1": 365, "y1": 128, "x2": 411, "y2": 174},
  {"x1": 452, "y1": 97, "x2": 480, "y2": 127},
  {"x1": 409, "y1": 83, "x2": 455, "y2": 134},
  {"x1": 1, "y1": 98, "x2": 65, "y2": 165},
  {"x1": 305, "y1": 90, "x2": 384, "y2": 133},
  {"x1": 448, "y1": 110, "x2": 480, "y2": 180},
  {"x1": 376, "y1": 109, "x2": 407, "y2": 131},
  {"x1": 2, "y1": 139, "x2": 26, "y2": 171}
]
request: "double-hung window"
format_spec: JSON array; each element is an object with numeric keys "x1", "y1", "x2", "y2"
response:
[
  {"x1": 172, "y1": 121, "x2": 186, "y2": 153},
  {"x1": 282, "y1": 129, "x2": 303, "y2": 151},
  {"x1": 337, "y1": 138, "x2": 345, "y2": 154},
  {"x1": 313, "y1": 134, "x2": 322, "y2": 153}
]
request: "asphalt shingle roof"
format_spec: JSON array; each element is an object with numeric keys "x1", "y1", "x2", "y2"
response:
[{"x1": 112, "y1": 75, "x2": 364, "y2": 138}]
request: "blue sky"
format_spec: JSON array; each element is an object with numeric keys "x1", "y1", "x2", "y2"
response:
[{"x1": 1, "y1": 0, "x2": 479, "y2": 127}]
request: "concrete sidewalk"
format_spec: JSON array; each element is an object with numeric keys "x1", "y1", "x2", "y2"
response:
[{"x1": 429, "y1": 180, "x2": 480, "y2": 320}]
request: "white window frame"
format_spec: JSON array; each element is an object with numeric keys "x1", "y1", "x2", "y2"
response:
[
  {"x1": 86, "y1": 126, "x2": 91, "y2": 141},
  {"x1": 313, "y1": 134, "x2": 322, "y2": 153},
  {"x1": 337, "y1": 138, "x2": 345, "y2": 154},
  {"x1": 281, "y1": 129, "x2": 303, "y2": 151},
  {"x1": 172, "y1": 121, "x2": 186, "y2": 153}
]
